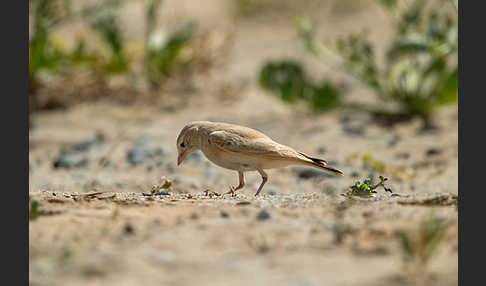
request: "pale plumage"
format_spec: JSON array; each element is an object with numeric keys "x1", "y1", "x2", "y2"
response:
[{"x1": 176, "y1": 121, "x2": 343, "y2": 196}]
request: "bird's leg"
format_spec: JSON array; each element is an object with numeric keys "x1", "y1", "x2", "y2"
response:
[
  {"x1": 225, "y1": 171, "x2": 245, "y2": 197},
  {"x1": 254, "y1": 169, "x2": 268, "y2": 196}
]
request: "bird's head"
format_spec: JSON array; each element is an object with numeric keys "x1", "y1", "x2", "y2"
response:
[{"x1": 176, "y1": 123, "x2": 201, "y2": 166}]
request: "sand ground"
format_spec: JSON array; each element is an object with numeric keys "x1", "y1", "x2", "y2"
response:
[{"x1": 29, "y1": 1, "x2": 458, "y2": 285}]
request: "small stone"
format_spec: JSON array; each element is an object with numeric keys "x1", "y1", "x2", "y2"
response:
[
  {"x1": 220, "y1": 211, "x2": 229, "y2": 218},
  {"x1": 152, "y1": 147, "x2": 166, "y2": 156},
  {"x1": 425, "y1": 147, "x2": 442, "y2": 157},
  {"x1": 124, "y1": 222, "x2": 135, "y2": 235},
  {"x1": 127, "y1": 140, "x2": 150, "y2": 166},
  {"x1": 342, "y1": 125, "x2": 365, "y2": 136},
  {"x1": 267, "y1": 189, "x2": 277, "y2": 196},
  {"x1": 53, "y1": 152, "x2": 89, "y2": 169},
  {"x1": 257, "y1": 210, "x2": 271, "y2": 221},
  {"x1": 236, "y1": 201, "x2": 251, "y2": 206},
  {"x1": 72, "y1": 133, "x2": 105, "y2": 152},
  {"x1": 126, "y1": 137, "x2": 166, "y2": 166},
  {"x1": 419, "y1": 122, "x2": 439, "y2": 134}
]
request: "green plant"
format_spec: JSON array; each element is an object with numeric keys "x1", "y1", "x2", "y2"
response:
[
  {"x1": 88, "y1": 0, "x2": 129, "y2": 74},
  {"x1": 296, "y1": 0, "x2": 457, "y2": 123},
  {"x1": 349, "y1": 175, "x2": 392, "y2": 196},
  {"x1": 29, "y1": 0, "x2": 73, "y2": 93},
  {"x1": 259, "y1": 60, "x2": 340, "y2": 111},
  {"x1": 146, "y1": 21, "x2": 197, "y2": 86},
  {"x1": 29, "y1": 197, "x2": 42, "y2": 220},
  {"x1": 397, "y1": 214, "x2": 451, "y2": 275}
]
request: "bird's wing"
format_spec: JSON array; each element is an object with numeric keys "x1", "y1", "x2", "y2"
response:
[{"x1": 208, "y1": 130, "x2": 300, "y2": 159}]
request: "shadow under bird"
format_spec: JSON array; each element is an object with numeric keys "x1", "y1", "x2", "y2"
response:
[{"x1": 176, "y1": 121, "x2": 344, "y2": 196}]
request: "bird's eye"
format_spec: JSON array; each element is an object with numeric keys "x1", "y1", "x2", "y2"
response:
[{"x1": 180, "y1": 142, "x2": 185, "y2": 148}]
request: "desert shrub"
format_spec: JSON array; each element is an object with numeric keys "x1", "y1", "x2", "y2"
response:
[
  {"x1": 296, "y1": 0, "x2": 457, "y2": 122},
  {"x1": 29, "y1": 0, "x2": 201, "y2": 112},
  {"x1": 146, "y1": 21, "x2": 198, "y2": 86},
  {"x1": 259, "y1": 60, "x2": 340, "y2": 111},
  {"x1": 29, "y1": 0, "x2": 72, "y2": 96},
  {"x1": 85, "y1": 0, "x2": 129, "y2": 74},
  {"x1": 347, "y1": 175, "x2": 392, "y2": 197}
]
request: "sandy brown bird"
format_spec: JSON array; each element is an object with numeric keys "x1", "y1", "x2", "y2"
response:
[{"x1": 176, "y1": 121, "x2": 344, "y2": 196}]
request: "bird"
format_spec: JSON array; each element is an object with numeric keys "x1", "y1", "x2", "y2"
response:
[{"x1": 176, "y1": 121, "x2": 344, "y2": 196}]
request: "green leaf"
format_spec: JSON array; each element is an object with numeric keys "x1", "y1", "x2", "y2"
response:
[
  {"x1": 435, "y1": 68, "x2": 458, "y2": 105},
  {"x1": 378, "y1": 0, "x2": 398, "y2": 11},
  {"x1": 259, "y1": 60, "x2": 307, "y2": 102},
  {"x1": 147, "y1": 21, "x2": 197, "y2": 81},
  {"x1": 311, "y1": 82, "x2": 340, "y2": 111},
  {"x1": 387, "y1": 35, "x2": 431, "y2": 61}
]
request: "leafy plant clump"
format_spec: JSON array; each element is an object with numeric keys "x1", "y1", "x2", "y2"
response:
[
  {"x1": 146, "y1": 21, "x2": 198, "y2": 86},
  {"x1": 29, "y1": 197, "x2": 42, "y2": 220},
  {"x1": 296, "y1": 0, "x2": 458, "y2": 123},
  {"x1": 29, "y1": 0, "x2": 73, "y2": 96},
  {"x1": 349, "y1": 175, "x2": 392, "y2": 197},
  {"x1": 86, "y1": 0, "x2": 129, "y2": 74},
  {"x1": 259, "y1": 60, "x2": 340, "y2": 111},
  {"x1": 29, "y1": 0, "x2": 201, "y2": 113}
]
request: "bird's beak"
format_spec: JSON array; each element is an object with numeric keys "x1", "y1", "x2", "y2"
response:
[{"x1": 177, "y1": 152, "x2": 187, "y2": 166}]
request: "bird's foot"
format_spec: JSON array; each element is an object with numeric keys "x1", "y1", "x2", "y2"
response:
[{"x1": 225, "y1": 186, "x2": 238, "y2": 197}]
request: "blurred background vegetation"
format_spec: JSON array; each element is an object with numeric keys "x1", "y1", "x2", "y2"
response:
[
  {"x1": 260, "y1": 0, "x2": 457, "y2": 127},
  {"x1": 29, "y1": 0, "x2": 457, "y2": 127}
]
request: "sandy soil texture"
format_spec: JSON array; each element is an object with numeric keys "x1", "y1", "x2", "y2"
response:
[{"x1": 29, "y1": 1, "x2": 457, "y2": 285}]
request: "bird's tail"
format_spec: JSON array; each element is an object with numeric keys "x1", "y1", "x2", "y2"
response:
[{"x1": 299, "y1": 152, "x2": 344, "y2": 176}]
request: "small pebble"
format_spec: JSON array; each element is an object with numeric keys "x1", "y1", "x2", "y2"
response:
[
  {"x1": 124, "y1": 222, "x2": 135, "y2": 235},
  {"x1": 267, "y1": 189, "x2": 277, "y2": 196},
  {"x1": 425, "y1": 147, "x2": 442, "y2": 157},
  {"x1": 236, "y1": 201, "x2": 251, "y2": 206},
  {"x1": 72, "y1": 133, "x2": 105, "y2": 152},
  {"x1": 220, "y1": 211, "x2": 229, "y2": 218},
  {"x1": 342, "y1": 125, "x2": 365, "y2": 136},
  {"x1": 53, "y1": 152, "x2": 89, "y2": 169},
  {"x1": 257, "y1": 210, "x2": 271, "y2": 221},
  {"x1": 127, "y1": 137, "x2": 166, "y2": 166}
]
